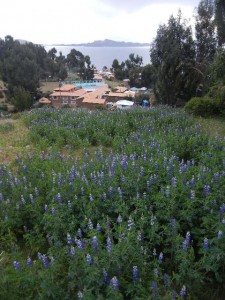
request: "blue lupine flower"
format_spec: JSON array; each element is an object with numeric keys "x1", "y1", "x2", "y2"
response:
[
  {"x1": 204, "y1": 185, "x2": 210, "y2": 197},
  {"x1": 42, "y1": 255, "x2": 49, "y2": 269},
  {"x1": 110, "y1": 276, "x2": 119, "y2": 290},
  {"x1": 218, "y1": 230, "x2": 223, "y2": 240},
  {"x1": 13, "y1": 261, "x2": 21, "y2": 271},
  {"x1": 182, "y1": 240, "x2": 188, "y2": 251},
  {"x1": 127, "y1": 216, "x2": 135, "y2": 231},
  {"x1": 171, "y1": 177, "x2": 177, "y2": 187},
  {"x1": 158, "y1": 252, "x2": 163, "y2": 263},
  {"x1": 52, "y1": 207, "x2": 56, "y2": 215},
  {"x1": 88, "y1": 219, "x2": 94, "y2": 230},
  {"x1": 153, "y1": 268, "x2": 158, "y2": 277},
  {"x1": 165, "y1": 186, "x2": 170, "y2": 198},
  {"x1": 29, "y1": 194, "x2": 34, "y2": 204},
  {"x1": 102, "y1": 192, "x2": 107, "y2": 201},
  {"x1": 190, "y1": 190, "x2": 195, "y2": 200},
  {"x1": 44, "y1": 204, "x2": 48, "y2": 213},
  {"x1": 92, "y1": 236, "x2": 98, "y2": 251},
  {"x1": 203, "y1": 238, "x2": 208, "y2": 251},
  {"x1": 106, "y1": 237, "x2": 112, "y2": 253},
  {"x1": 86, "y1": 253, "x2": 92, "y2": 265},
  {"x1": 186, "y1": 231, "x2": 191, "y2": 246},
  {"x1": 96, "y1": 223, "x2": 101, "y2": 232},
  {"x1": 163, "y1": 273, "x2": 169, "y2": 290},
  {"x1": 103, "y1": 268, "x2": 110, "y2": 284},
  {"x1": 109, "y1": 186, "x2": 113, "y2": 198},
  {"x1": 68, "y1": 200, "x2": 72, "y2": 208},
  {"x1": 77, "y1": 228, "x2": 83, "y2": 238},
  {"x1": 89, "y1": 194, "x2": 94, "y2": 202},
  {"x1": 152, "y1": 281, "x2": 158, "y2": 299},
  {"x1": 132, "y1": 265, "x2": 139, "y2": 281},
  {"x1": 77, "y1": 291, "x2": 84, "y2": 299},
  {"x1": 27, "y1": 257, "x2": 33, "y2": 268},
  {"x1": 56, "y1": 193, "x2": 62, "y2": 205},
  {"x1": 180, "y1": 285, "x2": 186, "y2": 298},
  {"x1": 70, "y1": 246, "x2": 76, "y2": 256},
  {"x1": 117, "y1": 187, "x2": 122, "y2": 198},
  {"x1": 67, "y1": 233, "x2": 72, "y2": 245},
  {"x1": 35, "y1": 187, "x2": 39, "y2": 196},
  {"x1": 117, "y1": 215, "x2": 123, "y2": 223},
  {"x1": 21, "y1": 195, "x2": 26, "y2": 204}
]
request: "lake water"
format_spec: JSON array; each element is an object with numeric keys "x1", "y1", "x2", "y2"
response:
[{"x1": 44, "y1": 45, "x2": 151, "y2": 70}]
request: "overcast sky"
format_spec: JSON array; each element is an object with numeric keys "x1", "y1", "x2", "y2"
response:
[{"x1": 1, "y1": 0, "x2": 200, "y2": 45}]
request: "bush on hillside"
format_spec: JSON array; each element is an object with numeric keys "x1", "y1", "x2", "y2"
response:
[{"x1": 184, "y1": 97, "x2": 219, "y2": 117}]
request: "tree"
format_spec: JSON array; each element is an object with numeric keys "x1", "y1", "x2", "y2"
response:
[
  {"x1": 11, "y1": 86, "x2": 32, "y2": 112},
  {"x1": 215, "y1": 0, "x2": 225, "y2": 46},
  {"x1": 194, "y1": 0, "x2": 216, "y2": 93},
  {"x1": 141, "y1": 64, "x2": 154, "y2": 88},
  {"x1": 150, "y1": 11, "x2": 197, "y2": 105}
]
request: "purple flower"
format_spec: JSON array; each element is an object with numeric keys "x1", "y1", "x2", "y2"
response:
[
  {"x1": 165, "y1": 186, "x2": 170, "y2": 198},
  {"x1": 163, "y1": 273, "x2": 169, "y2": 290},
  {"x1": 27, "y1": 257, "x2": 33, "y2": 268},
  {"x1": 92, "y1": 236, "x2": 98, "y2": 251},
  {"x1": 190, "y1": 190, "x2": 195, "y2": 200},
  {"x1": 44, "y1": 204, "x2": 48, "y2": 213},
  {"x1": 89, "y1": 194, "x2": 94, "y2": 202},
  {"x1": 186, "y1": 231, "x2": 191, "y2": 245},
  {"x1": 180, "y1": 285, "x2": 186, "y2": 298},
  {"x1": 88, "y1": 219, "x2": 93, "y2": 230},
  {"x1": 182, "y1": 239, "x2": 188, "y2": 251},
  {"x1": 132, "y1": 265, "x2": 139, "y2": 281},
  {"x1": 21, "y1": 195, "x2": 26, "y2": 204},
  {"x1": 56, "y1": 193, "x2": 62, "y2": 205},
  {"x1": 42, "y1": 254, "x2": 49, "y2": 269},
  {"x1": 29, "y1": 194, "x2": 34, "y2": 204},
  {"x1": 103, "y1": 268, "x2": 110, "y2": 284},
  {"x1": 52, "y1": 207, "x2": 56, "y2": 215},
  {"x1": 203, "y1": 238, "x2": 208, "y2": 251},
  {"x1": 86, "y1": 253, "x2": 92, "y2": 265},
  {"x1": 13, "y1": 261, "x2": 21, "y2": 271},
  {"x1": 158, "y1": 252, "x2": 163, "y2": 263},
  {"x1": 96, "y1": 223, "x2": 101, "y2": 232},
  {"x1": 70, "y1": 246, "x2": 76, "y2": 256},
  {"x1": 153, "y1": 268, "x2": 158, "y2": 277},
  {"x1": 152, "y1": 281, "x2": 158, "y2": 299},
  {"x1": 77, "y1": 228, "x2": 83, "y2": 238},
  {"x1": 35, "y1": 187, "x2": 39, "y2": 196},
  {"x1": 117, "y1": 215, "x2": 122, "y2": 223},
  {"x1": 67, "y1": 233, "x2": 72, "y2": 245},
  {"x1": 110, "y1": 276, "x2": 119, "y2": 290},
  {"x1": 204, "y1": 185, "x2": 210, "y2": 197},
  {"x1": 218, "y1": 230, "x2": 223, "y2": 240},
  {"x1": 106, "y1": 237, "x2": 112, "y2": 253}
]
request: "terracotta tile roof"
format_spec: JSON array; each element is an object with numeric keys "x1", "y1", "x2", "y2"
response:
[
  {"x1": 50, "y1": 89, "x2": 87, "y2": 97},
  {"x1": 54, "y1": 84, "x2": 76, "y2": 92},
  {"x1": 78, "y1": 87, "x2": 111, "y2": 100},
  {"x1": 107, "y1": 92, "x2": 129, "y2": 97},
  {"x1": 83, "y1": 98, "x2": 106, "y2": 104},
  {"x1": 39, "y1": 97, "x2": 51, "y2": 104},
  {"x1": 114, "y1": 86, "x2": 128, "y2": 93}
]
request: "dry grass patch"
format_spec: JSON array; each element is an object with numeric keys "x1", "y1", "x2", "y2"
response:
[
  {"x1": 39, "y1": 81, "x2": 60, "y2": 94},
  {"x1": 0, "y1": 119, "x2": 31, "y2": 164}
]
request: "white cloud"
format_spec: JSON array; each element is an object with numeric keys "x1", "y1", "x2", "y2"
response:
[{"x1": 0, "y1": 0, "x2": 198, "y2": 44}]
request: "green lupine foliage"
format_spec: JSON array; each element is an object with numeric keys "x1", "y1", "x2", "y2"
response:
[{"x1": 0, "y1": 107, "x2": 225, "y2": 299}]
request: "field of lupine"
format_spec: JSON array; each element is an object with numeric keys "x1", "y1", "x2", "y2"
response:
[{"x1": 0, "y1": 107, "x2": 225, "y2": 299}]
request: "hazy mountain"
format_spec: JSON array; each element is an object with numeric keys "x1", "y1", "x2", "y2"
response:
[{"x1": 54, "y1": 39, "x2": 150, "y2": 47}]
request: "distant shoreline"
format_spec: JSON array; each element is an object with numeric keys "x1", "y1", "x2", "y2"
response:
[{"x1": 46, "y1": 39, "x2": 151, "y2": 48}]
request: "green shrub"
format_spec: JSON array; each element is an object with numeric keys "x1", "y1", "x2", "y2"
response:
[{"x1": 184, "y1": 97, "x2": 219, "y2": 117}]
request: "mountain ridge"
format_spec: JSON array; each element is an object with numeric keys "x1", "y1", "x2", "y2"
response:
[{"x1": 51, "y1": 39, "x2": 150, "y2": 47}]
